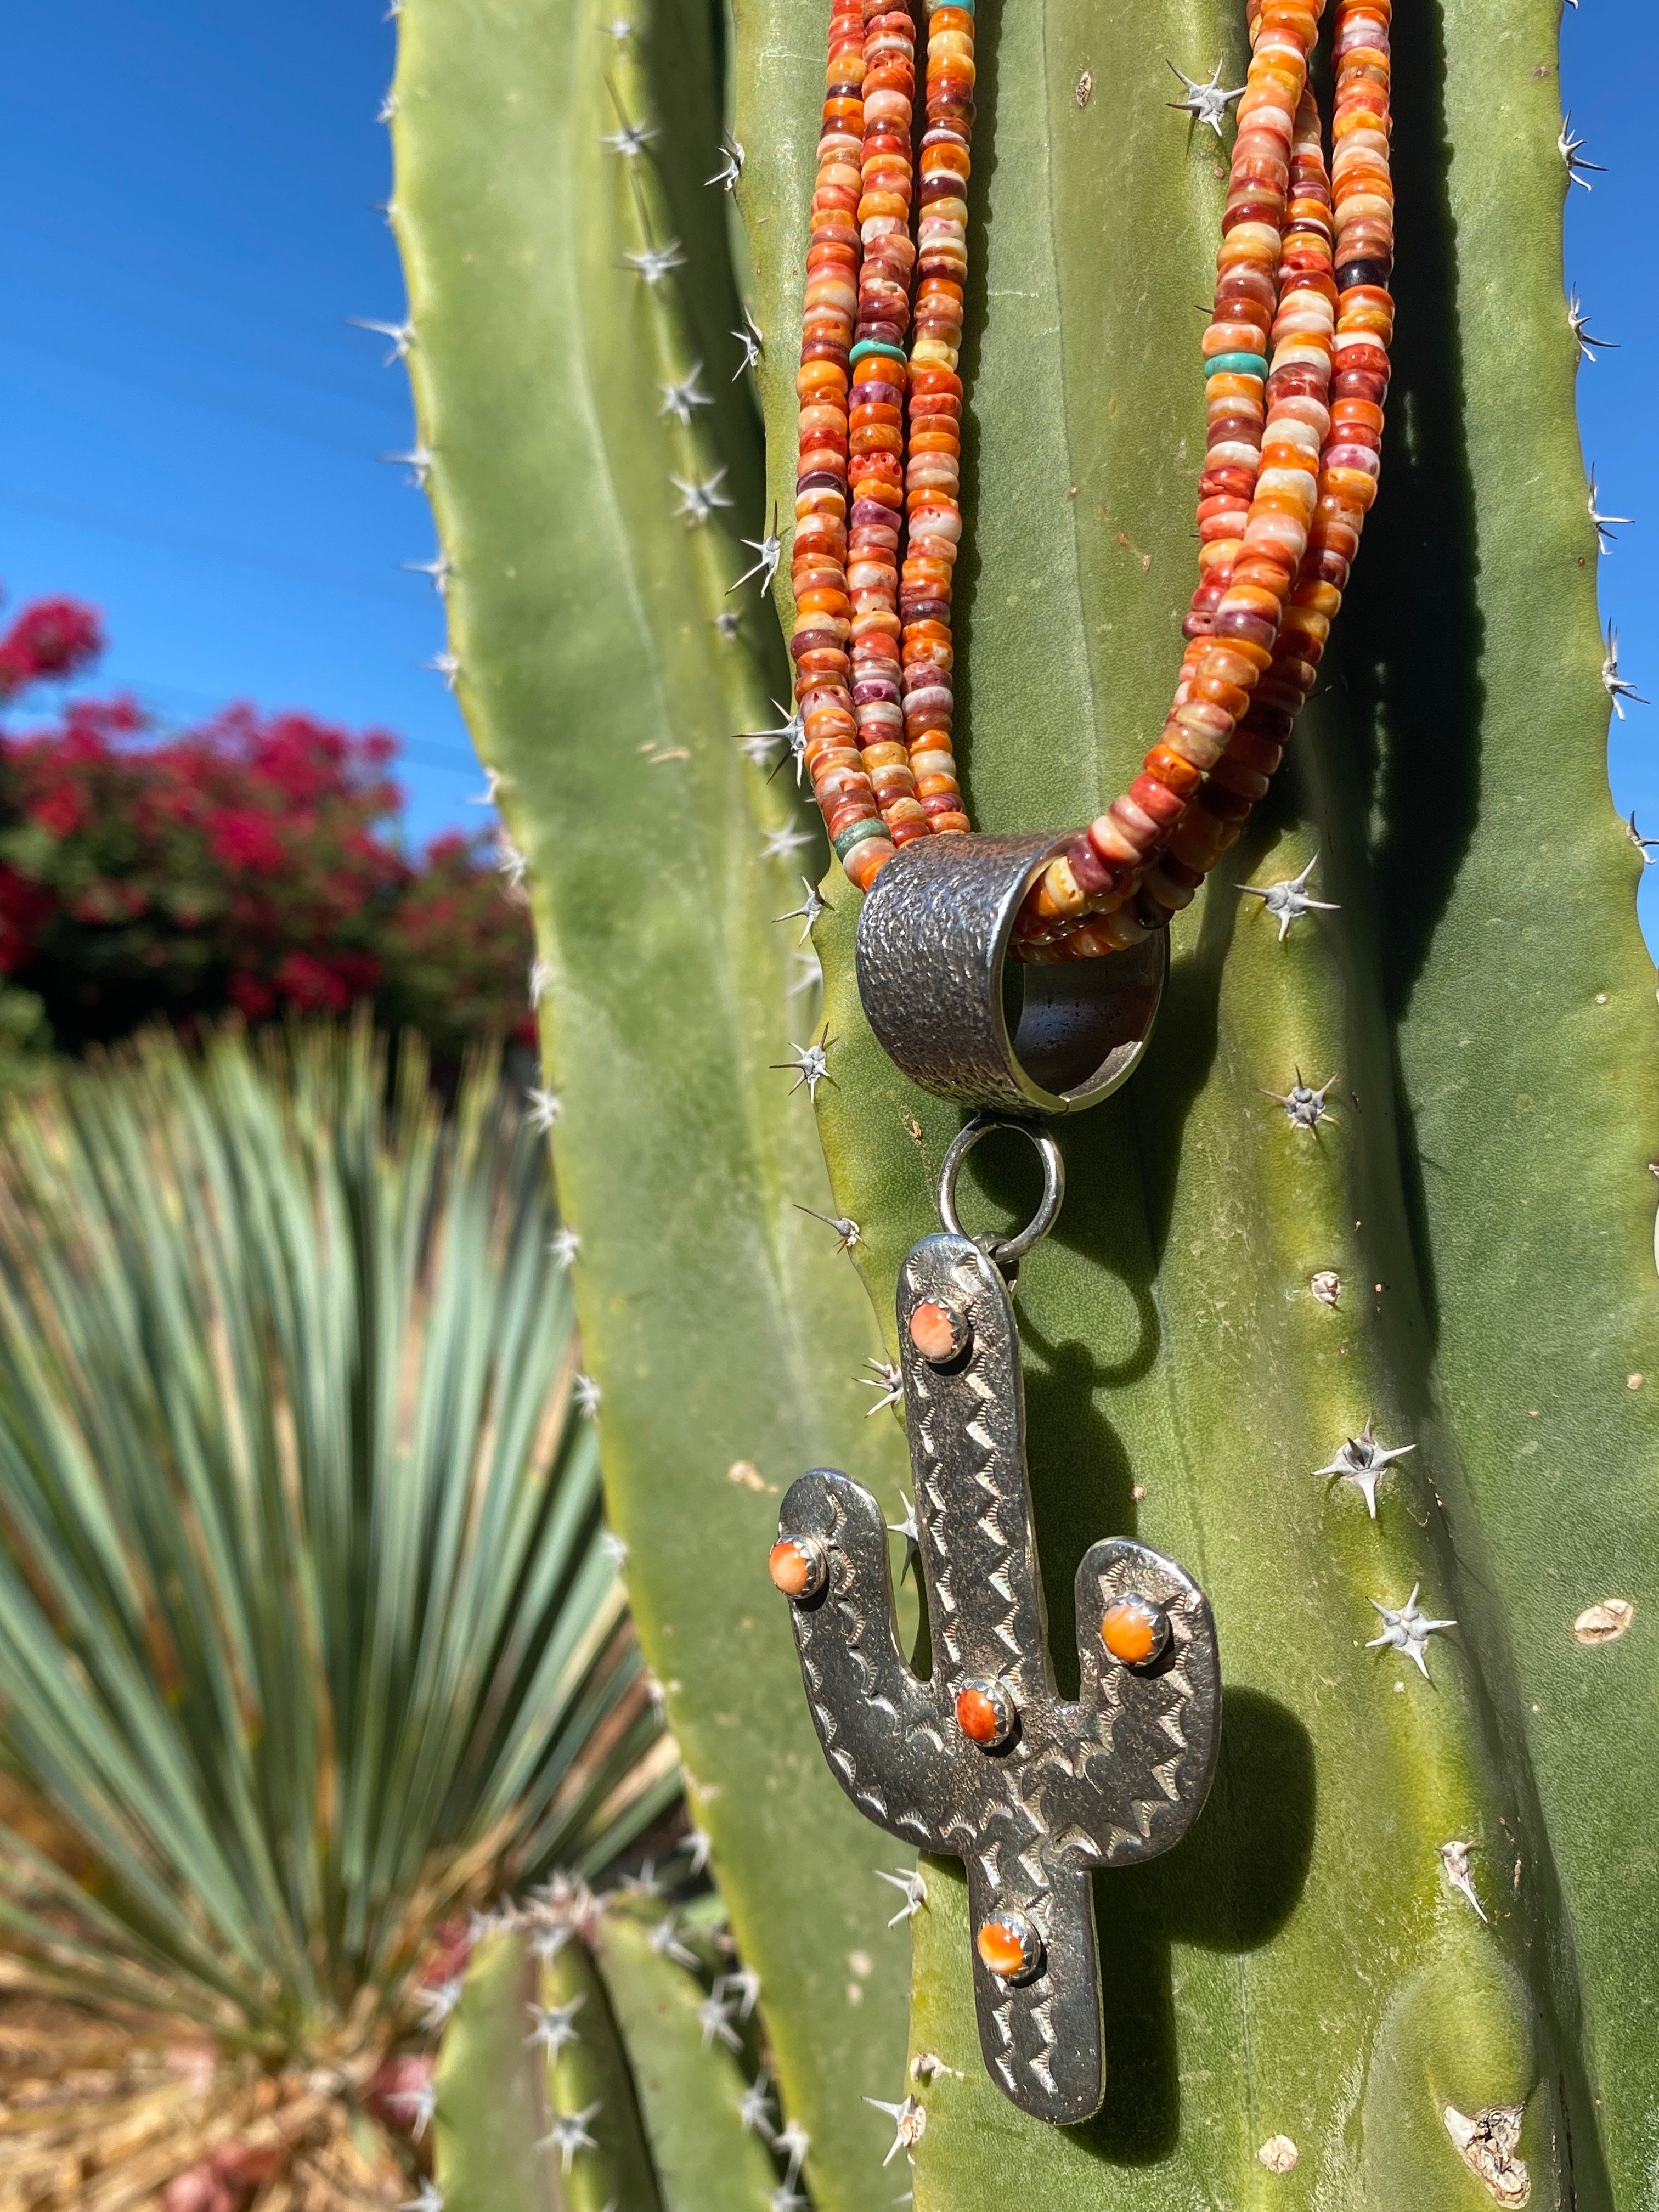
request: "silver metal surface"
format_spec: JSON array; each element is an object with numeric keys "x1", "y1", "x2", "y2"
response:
[
  {"x1": 854, "y1": 831, "x2": 1168, "y2": 1114},
  {"x1": 936, "y1": 1115, "x2": 1064, "y2": 1268},
  {"x1": 774, "y1": 1233, "x2": 1221, "y2": 2125}
]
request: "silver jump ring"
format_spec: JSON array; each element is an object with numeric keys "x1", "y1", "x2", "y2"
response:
[{"x1": 937, "y1": 1115, "x2": 1065, "y2": 1267}]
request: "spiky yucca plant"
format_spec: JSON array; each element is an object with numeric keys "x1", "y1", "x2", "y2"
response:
[{"x1": 0, "y1": 1024, "x2": 673, "y2": 2209}]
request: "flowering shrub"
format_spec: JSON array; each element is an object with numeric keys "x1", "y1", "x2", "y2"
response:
[
  {"x1": 0, "y1": 589, "x2": 534, "y2": 1057},
  {"x1": 0, "y1": 597, "x2": 104, "y2": 701}
]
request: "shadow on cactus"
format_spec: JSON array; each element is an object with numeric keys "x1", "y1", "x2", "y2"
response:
[{"x1": 0, "y1": 1022, "x2": 674, "y2": 2207}]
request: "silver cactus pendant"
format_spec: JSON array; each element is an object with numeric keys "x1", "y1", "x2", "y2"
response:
[{"x1": 769, "y1": 1122, "x2": 1221, "y2": 2125}]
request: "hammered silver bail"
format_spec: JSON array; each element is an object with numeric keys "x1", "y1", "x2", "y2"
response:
[{"x1": 854, "y1": 832, "x2": 1167, "y2": 1114}]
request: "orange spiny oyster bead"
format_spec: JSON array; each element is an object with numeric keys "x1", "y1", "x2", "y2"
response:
[
  {"x1": 1100, "y1": 1593, "x2": 1171, "y2": 1668},
  {"x1": 952, "y1": 1674, "x2": 1014, "y2": 1748},
  {"x1": 769, "y1": 1533, "x2": 828, "y2": 1600},
  {"x1": 975, "y1": 1909, "x2": 1041, "y2": 1982},
  {"x1": 909, "y1": 1297, "x2": 967, "y2": 1363}
]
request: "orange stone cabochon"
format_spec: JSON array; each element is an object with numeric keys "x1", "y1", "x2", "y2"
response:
[
  {"x1": 1101, "y1": 1594, "x2": 1162, "y2": 1665},
  {"x1": 909, "y1": 1300, "x2": 962, "y2": 1362},
  {"x1": 976, "y1": 1917, "x2": 1031, "y2": 1978},
  {"x1": 769, "y1": 1538, "x2": 814, "y2": 1596},
  {"x1": 954, "y1": 1684, "x2": 1003, "y2": 1744}
]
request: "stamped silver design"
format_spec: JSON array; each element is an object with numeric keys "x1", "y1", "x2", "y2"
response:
[
  {"x1": 774, "y1": 1233, "x2": 1221, "y2": 2124},
  {"x1": 854, "y1": 831, "x2": 1167, "y2": 1114}
]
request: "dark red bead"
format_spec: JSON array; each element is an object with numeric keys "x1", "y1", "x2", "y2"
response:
[{"x1": 1066, "y1": 835, "x2": 1114, "y2": 898}]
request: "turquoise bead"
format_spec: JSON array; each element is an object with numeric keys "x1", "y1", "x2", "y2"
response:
[
  {"x1": 850, "y1": 340, "x2": 907, "y2": 367},
  {"x1": 833, "y1": 817, "x2": 890, "y2": 860},
  {"x1": 1204, "y1": 351, "x2": 1269, "y2": 381}
]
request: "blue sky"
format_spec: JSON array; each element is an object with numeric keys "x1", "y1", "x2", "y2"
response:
[
  {"x1": 1, "y1": 2, "x2": 471, "y2": 844},
  {"x1": 1563, "y1": 0, "x2": 1659, "y2": 940},
  {"x1": 2, "y1": 1, "x2": 1656, "y2": 895}
]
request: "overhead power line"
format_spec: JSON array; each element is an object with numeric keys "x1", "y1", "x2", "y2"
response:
[{"x1": 0, "y1": 489, "x2": 432, "y2": 610}]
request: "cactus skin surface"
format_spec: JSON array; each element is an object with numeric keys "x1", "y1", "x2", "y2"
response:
[
  {"x1": 777, "y1": 1231, "x2": 1220, "y2": 2124},
  {"x1": 535, "y1": 1930, "x2": 669, "y2": 2212},
  {"x1": 433, "y1": 1931, "x2": 552, "y2": 2212},
  {"x1": 390, "y1": 0, "x2": 917, "y2": 2198},
  {"x1": 733, "y1": 0, "x2": 1659, "y2": 2205},
  {"x1": 434, "y1": 1912, "x2": 779, "y2": 2212},
  {"x1": 594, "y1": 1906, "x2": 780, "y2": 2210}
]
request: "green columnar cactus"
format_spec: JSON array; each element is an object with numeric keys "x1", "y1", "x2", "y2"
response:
[
  {"x1": 730, "y1": 0, "x2": 1659, "y2": 2204},
  {"x1": 389, "y1": 0, "x2": 917, "y2": 2200},
  {"x1": 433, "y1": 1892, "x2": 782, "y2": 2211},
  {"x1": 432, "y1": 1931, "x2": 549, "y2": 2212},
  {"x1": 585, "y1": 1906, "x2": 778, "y2": 2209},
  {"x1": 395, "y1": 0, "x2": 1659, "y2": 2197}
]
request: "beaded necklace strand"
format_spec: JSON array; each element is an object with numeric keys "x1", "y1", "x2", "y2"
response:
[
  {"x1": 788, "y1": 0, "x2": 1395, "y2": 962},
  {"x1": 791, "y1": 0, "x2": 977, "y2": 878}
]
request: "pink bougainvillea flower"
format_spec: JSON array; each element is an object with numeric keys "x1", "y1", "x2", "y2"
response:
[{"x1": 0, "y1": 584, "x2": 535, "y2": 1054}]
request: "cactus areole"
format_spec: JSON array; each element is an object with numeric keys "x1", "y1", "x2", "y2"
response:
[{"x1": 770, "y1": 0, "x2": 1397, "y2": 2125}]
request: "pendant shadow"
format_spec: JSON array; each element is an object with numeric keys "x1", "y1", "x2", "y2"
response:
[
  {"x1": 1016, "y1": 1314, "x2": 1147, "y2": 1700},
  {"x1": 940, "y1": 973, "x2": 1314, "y2": 2165},
  {"x1": 965, "y1": 1294, "x2": 1314, "y2": 2163},
  {"x1": 1075, "y1": 1685, "x2": 1316, "y2": 2162}
]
